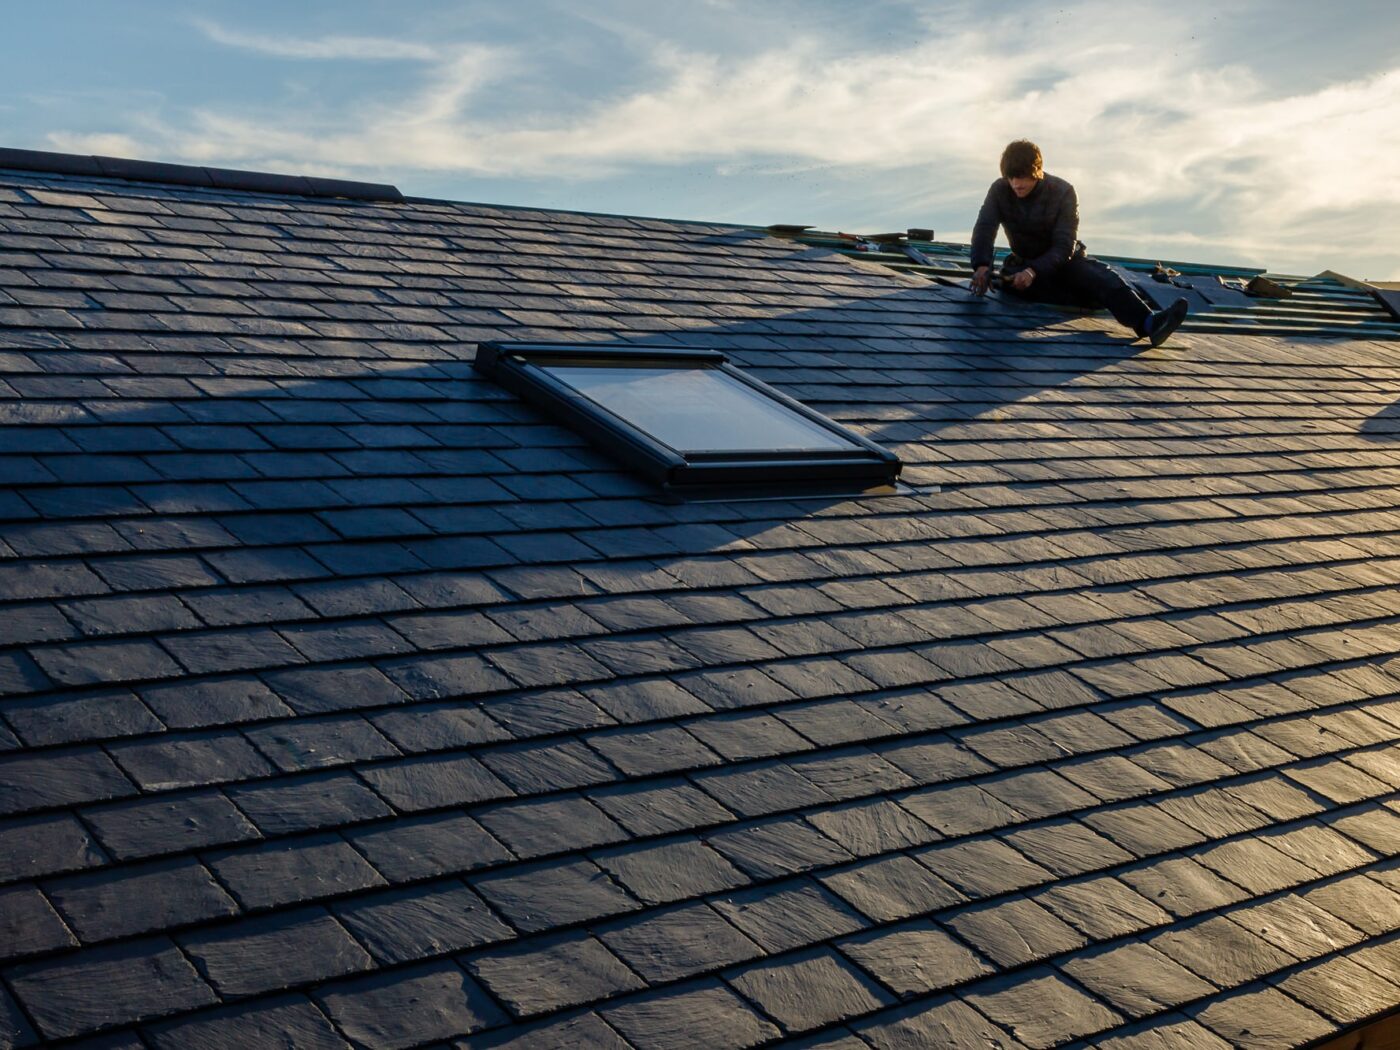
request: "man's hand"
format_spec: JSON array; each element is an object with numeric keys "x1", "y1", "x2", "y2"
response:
[
  {"x1": 970, "y1": 266, "x2": 992, "y2": 296},
  {"x1": 1011, "y1": 267, "x2": 1037, "y2": 291}
]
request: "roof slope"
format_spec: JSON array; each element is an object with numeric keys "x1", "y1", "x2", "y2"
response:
[{"x1": 3, "y1": 159, "x2": 1400, "y2": 1049}]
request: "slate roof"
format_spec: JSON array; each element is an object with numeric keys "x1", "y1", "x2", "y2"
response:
[
  {"x1": 785, "y1": 228, "x2": 1400, "y2": 341},
  {"x1": 3, "y1": 154, "x2": 1400, "y2": 1049}
]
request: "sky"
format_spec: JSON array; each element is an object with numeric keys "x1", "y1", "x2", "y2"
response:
[{"x1": 4, "y1": 0, "x2": 1400, "y2": 278}]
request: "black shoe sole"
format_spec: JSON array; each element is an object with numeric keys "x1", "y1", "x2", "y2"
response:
[{"x1": 1148, "y1": 298, "x2": 1189, "y2": 348}]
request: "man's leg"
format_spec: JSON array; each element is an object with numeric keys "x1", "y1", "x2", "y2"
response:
[{"x1": 1056, "y1": 256, "x2": 1155, "y2": 334}]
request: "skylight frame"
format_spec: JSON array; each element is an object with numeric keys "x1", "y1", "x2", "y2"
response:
[{"x1": 473, "y1": 342, "x2": 901, "y2": 496}]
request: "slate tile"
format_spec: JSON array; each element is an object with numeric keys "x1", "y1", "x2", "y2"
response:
[
  {"x1": 476, "y1": 794, "x2": 626, "y2": 859},
  {"x1": 3, "y1": 688, "x2": 162, "y2": 745},
  {"x1": 47, "y1": 856, "x2": 238, "y2": 942},
  {"x1": 485, "y1": 688, "x2": 616, "y2": 736},
  {"x1": 381, "y1": 653, "x2": 513, "y2": 701},
  {"x1": 593, "y1": 836, "x2": 748, "y2": 905},
  {"x1": 1186, "y1": 985, "x2": 1335, "y2": 1049},
  {"x1": 820, "y1": 855, "x2": 966, "y2": 923},
  {"x1": 181, "y1": 906, "x2": 372, "y2": 998},
  {"x1": 0, "y1": 602, "x2": 76, "y2": 647},
  {"x1": 854, "y1": 993, "x2": 1023, "y2": 1050},
  {"x1": 162, "y1": 626, "x2": 305, "y2": 674},
  {"x1": 807, "y1": 796, "x2": 940, "y2": 856},
  {"x1": 246, "y1": 714, "x2": 400, "y2": 771},
  {"x1": 7, "y1": 936, "x2": 217, "y2": 1040},
  {"x1": 0, "y1": 812, "x2": 106, "y2": 886},
  {"x1": 600, "y1": 979, "x2": 779, "y2": 1050},
  {"x1": 1303, "y1": 873, "x2": 1400, "y2": 936},
  {"x1": 980, "y1": 767, "x2": 1099, "y2": 820},
  {"x1": 346, "y1": 811, "x2": 512, "y2": 882},
  {"x1": 1003, "y1": 820, "x2": 1136, "y2": 877},
  {"x1": 588, "y1": 723, "x2": 721, "y2": 777},
  {"x1": 297, "y1": 577, "x2": 422, "y2": 617},
  {"x1": 1230, "y1": 893, "x2": 1364, "y2": 960},
  {"x1": 144, "y1": 995, "x2": 350, "y2": 1050},
  {"x1": 590, "y1": 777, "x2": 735, "y2": 837},
  {"x1": 1276, "y1": 953, "x2": 1400, "y2": 1025},
  {"x1": 1083, "y1": 802, "x2": 1206, "y2": 857},
  {"x1": 456, "y1": 1011, "x2": 630, "y2": 1050},
  {"x1": 1149, "y1": 915, "x2": 1295, "y2": 988},
  {"x1": 1091, "y1": 1014, "x2": 1234, "y2": 1050},
  {"x1": 599, "y1": 901, "x2": 763, "y2": 983},
  {"x1": 361, "y1": 752, "x2": 512, "y2": 812},
  {"x1": 1060, "y1": 941, "x2": 1216, "y2": 1020},
  {"x1": 61, "y1": 594, "x2": 200, "y2": 636},
  {"x1": 387, "y1": 609, "x2": 514, "y2": 650},
  {"x1": 264, "y1": 663, "x2": 411, "y2": 714},
  {"x1": 966, "y1": 967, "x2": 1124, "y2": 1049},
  {"x1": 183, "y1": 585, "x2": 317, "y2": 627},
  {"x1": 315, "y1": 961, "x2": 506, "y2": 1049},
  {"x1": 108, "y1": 729, "x2": 273, "y2": 791},
  {"x1": 914, "y1": 836, "x2": 1054, "y2": 899},
  {"x1": 945, "y1": 894, "x2": 1088, "y2": 968},
  {"x1": 227, "y1": 770, "x2": 391, "y2": 835},
  {"x1": 838, "y1": 920, "x2": 993, "y2": 999},
  {"x1": 335, "y1": 880, "x2": 512, "y2": 964},
  {"x1": 29, "y1": 638, "x2": 182, "y2": 686},
  {"x1": 1057, "y1": 753, "x2": 1174, "y2": 803},
  {"x1": 672, "y1": 666, "x2": 794, "y2": 709},
  {"x1": 468, "y1": 932, "x2": 645, "y2": 1017},
  {"x1": 204, "y1": 546, "x2": 332, "y2": 584},
  {"x1": 84, "y1": 788, "x2": 259, "y2": 860},
  {"x1": 728, "y1": 946, "x2": 893, "y2": 1033},
  {"x1": 486, "y1": 642, "x2": 611, "y2": 688},
  {"x1": 898, "y1": 783, "x2": 1024, "y2": 837},
  {"x1": 0, "y1": 746, "x2": 135, "y2": 815},
  {"x1": 1192, "y1": 836, "x2": 1320, "y2": 895},
  {"x1": 773, "y1": 698, "x2": 898, "y2": 746},
  {"x1": 473, "y1": 857, "x2": 640, "y2": 933},
  {"x1": 208, "y1": 832, "x2": 386, "y2": 910},
  {"x1": 0, "y1": 882, "x2": 77, "y2": 959},
  {"x1": 707, "y1": 816, "x2": 852, "y2": 880},
  {"x1": 691, "y1": 761, "x2": 833, "y2": 818},
  {"x1": 711, "y1": 879, "x2": 868, "y2": 953},
  {"x1": 139, "y1": 674, "x2": 292, "y2": 728},
  {"x1": 478, "y1": 739, "x2": 612, "y2": 795}
]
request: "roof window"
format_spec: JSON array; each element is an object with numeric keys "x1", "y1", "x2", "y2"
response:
[{"x1": 474, "y1": 342, "x2": 901, "y2": 497}]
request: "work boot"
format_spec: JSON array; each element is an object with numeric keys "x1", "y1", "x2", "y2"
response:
[{"x1": 1141, "y1": 297, "x2": 1189, "y2": 347}]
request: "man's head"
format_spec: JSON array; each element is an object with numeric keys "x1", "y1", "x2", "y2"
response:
[{"x1": 1000, "y1": 139, "x2": 1043, "y2": 198}]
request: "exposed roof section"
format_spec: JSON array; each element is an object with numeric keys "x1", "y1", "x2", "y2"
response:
[
  {"x1": 4, "y1": 153, "x2": 1400, "y2": 1048},
  {"x1": 783, "y1": 228, "x2": 1400, "y2": 341}
]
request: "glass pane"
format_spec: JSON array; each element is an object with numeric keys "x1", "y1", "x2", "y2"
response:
[{"x1": 542, "y1": 364, "x2": 855, "y2": 453}]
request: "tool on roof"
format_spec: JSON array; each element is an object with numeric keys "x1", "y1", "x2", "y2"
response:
[{"x1": 1244, "y1": 275, "x2": 1292, "y2": 299}]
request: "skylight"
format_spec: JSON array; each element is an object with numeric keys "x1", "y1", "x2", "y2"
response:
[{"x1": 474, "y1": 342, "x2": 901, "y2": 496}]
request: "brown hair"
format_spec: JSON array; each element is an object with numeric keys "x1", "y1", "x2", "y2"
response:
[{"x1": 1000, "y1": 140, "x2": 1043, "y2": 180}]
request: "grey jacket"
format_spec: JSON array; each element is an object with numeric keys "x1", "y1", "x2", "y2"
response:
[{"x1": 970, "y1": 173, "x2": 1086, "y2": 277}]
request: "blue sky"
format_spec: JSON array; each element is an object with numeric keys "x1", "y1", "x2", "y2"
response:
[{"x1": 5, "y1": 0, "x2": 1400, "y2": 278}]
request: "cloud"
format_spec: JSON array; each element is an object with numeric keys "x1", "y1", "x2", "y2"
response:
[
  {"x1": 195, "y1": 19, "x2": 441, "y2": 62},
  {"x1": 44, "y1": 3, "x2": 1400, "y2": 276}
]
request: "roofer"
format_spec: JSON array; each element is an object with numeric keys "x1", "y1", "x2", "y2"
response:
[{"x1": 969, "y1": 139, "x2": 1189, "y2": 348}]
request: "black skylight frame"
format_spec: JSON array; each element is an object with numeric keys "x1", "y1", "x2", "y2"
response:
[{"x1": 474, "y1": 342, "x2": 901, "y2": 497}]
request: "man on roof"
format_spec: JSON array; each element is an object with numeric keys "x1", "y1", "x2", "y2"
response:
[{"x1": 969, "y1": 139, "x2": 1188, "y2": 347}]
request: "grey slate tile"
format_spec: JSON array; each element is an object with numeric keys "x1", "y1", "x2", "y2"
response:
[
  {"x1": 144, "y1": 995, "x2": 350, "y2": 1050},
  {"x1": 820, "y1": 854, "x2": 966, "y2": 923},
  {"x1": 7, "y1": 936, "x2": 217, "y2": 1040},
  {"x1": 262, "y1": 663, "x2": 411, "y2": 715},
  {"x1": 966, "y1": 968, "x2": 1124, "y2": 1049},
  {"x1": 346, "y1": 811, "x2": 513, "y2": 882},
  {"x1": 1186, "y1": 985, "x2": 1335, "y2": 1049},
  {"x1": 381, "y1": 652, "x2": 513, "y2": 700},
  {"x1": 315, "y1": 961, "x2": 506, "y2": 1049},
  {"x1": 707, "y1": 816, "x2": 852, "y2": 879},
  {"x1": 945, "y1": 894, "x2": 1088, "y2": 968},
  {"x1": 601, "y1": 979, "x2": 780, "y2": 1050},
  {"x1": 334, "y1": 880, "x2": 513, "y2": 964},
  {"x1": 0, "y1": 882, "x2": 77, "y2": 959},
  {"x1": 1060, "y1": 941, "x2": 1217, "y2": 1020},
  {"x1": 838, "y1": 920, "x2": 993, "y2": 998},
  {"x1": 711, "y1": 879, "x2": 868, "y2": 953},
  {"x1": 227, "y1": 770, "x2": 392, "y2": 835},
  {"x1": 2, "y1": 688, "x2": 162, "y2": 745},
  {"x1": 915, "y1": 837, "x2": 1054, "y2": 899},
  {"x1": 0, "y1": 746, "x2": 135, "y2": 815},
  {"x1": 480, "y1": 738, "x2": 615, "y2": 793},
  {"x1": 592, "y1": 836, "x2": 748, "y2": 905},
  {"x1": 47, "y1": 856, "x2": 237, "y2": 942},
  {"x1": 600, "y1": 901, "x2": 764, "y2": 983},
  {"x1": 1302, "y1": 873, "x2": 1400, "y2": 936},
  {"x1": 468, "y1": 932, "x2": 645, "y2": 1017},
  {"x1": 358, "y1": 751, "x2": 512, "y2": 812},
  {"x1": 246, "y1": 714, "x2": 401, "y2": 771},
  {"x1": 208, "y1": 832, "x2": 386, "y2": 910},
  {"x1": 138, "y1": 674, "x2": 293, "y2": 729},
  {"x1": 83, "y1": 787, "x2": 259, "y2": 860},
  {"x1": 1148, "y1": 915, "x2": 1296, "y2": 988},
  {"x1": 472, "y1": 857, "x2": 640, "y2": 933},
  {"x1": 728, "y1": 946, "x2": 893, "y2": 1033},
  {"x1": 108, "y1": 729, "x2": 274, "y2": 790},
  {"x1": 29, "y1": 638, "x2": 182, "y2": 686},
  {"x1": 181, "y1": 906, "x2": 372, "y2": 998},
  {"x1": 1118, "y1": 856, "x2": 1250, "y2": 919},
  {"x1": 1274, "y1": 953, "x2": 1400, "y2": 1025},
  {"x1": 589, "y1": 777, "x2": 735, "y2": 837},
  {"x1": 456, "y1": 1011, "x2": 630, "y2": 1049},
  {"x1": 855, "y1": 994, "x2": 1024, "y2": 1050}
]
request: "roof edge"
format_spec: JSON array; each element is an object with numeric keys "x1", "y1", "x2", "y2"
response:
[{"x1": 0, "y1": 146, "x2": 404, "y2": 203}]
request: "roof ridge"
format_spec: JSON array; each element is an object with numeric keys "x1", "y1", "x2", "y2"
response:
[{"x1": 0, "y1": 145, "x2": 403, "y2": 203}]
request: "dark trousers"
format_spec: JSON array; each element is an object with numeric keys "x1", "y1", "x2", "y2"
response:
[{"x1": 1002, "y1": 255, "x2": 1154, "y2": 334}]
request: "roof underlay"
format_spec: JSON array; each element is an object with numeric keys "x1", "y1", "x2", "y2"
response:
[{"x1": 3, "y1": 156, "x2": 1400, "y2": 1049}]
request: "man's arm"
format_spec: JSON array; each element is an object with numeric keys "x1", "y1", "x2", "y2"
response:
[
  {"x1": 969, "y1": 182, "x2": 1001, "y2": 271},
  {"x1": 1025, "y1": 182, "x2": 1079, "y2": 278}
]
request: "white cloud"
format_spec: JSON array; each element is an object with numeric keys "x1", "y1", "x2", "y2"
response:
[
  {"x1": 195, "y1": 19, "x2": 441, "y2": 62},
  {"x1": 47, "y1": 3, "x2": 1400, "y2": 276}
]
